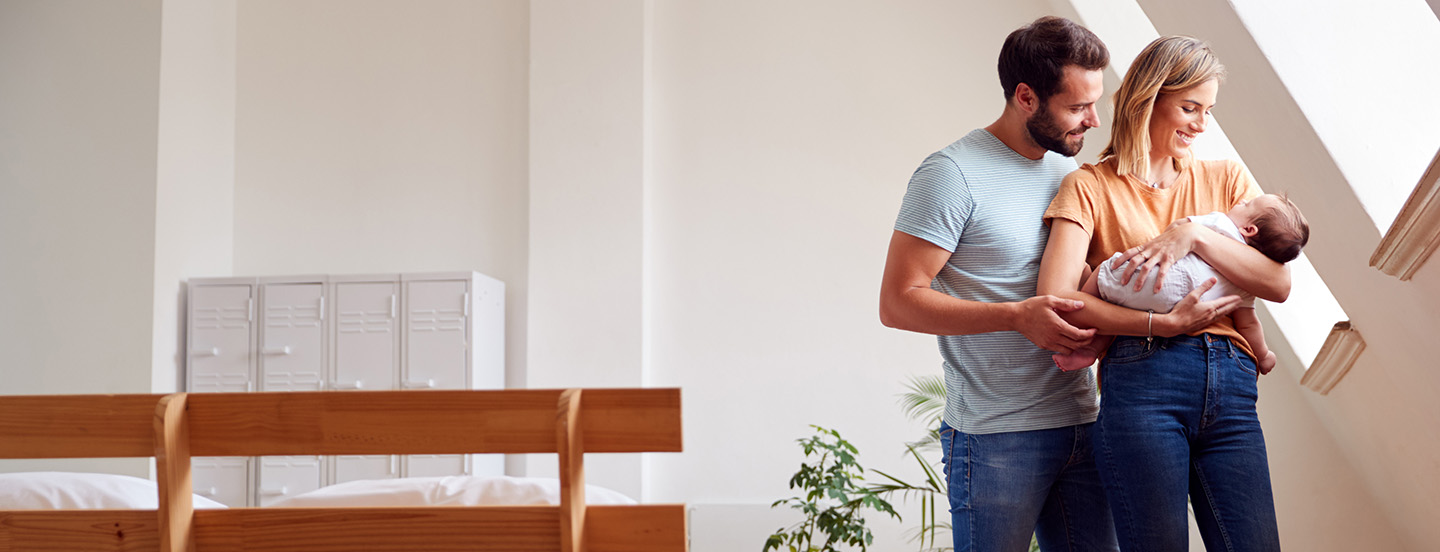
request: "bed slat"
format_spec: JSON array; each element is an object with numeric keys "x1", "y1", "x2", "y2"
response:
[
  {"x1": 190, "y1": 505, "x2": 686, "y2": 551},
  {"x1": 0, "y1": 394, "x2": 162, "y2": 459},
  {"x1": 0, "y1": 510, "x2": 159, "y2": 551},
  {"x1": 182, "y1": 388, "x2": 681, "y2": 456}
]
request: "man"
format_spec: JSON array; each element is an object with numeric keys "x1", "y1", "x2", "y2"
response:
[{"x1": 879, "y1": 16, "x2": 1116, "y2": 552}]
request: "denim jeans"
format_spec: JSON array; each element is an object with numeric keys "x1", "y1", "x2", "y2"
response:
[
  {"x1": 1094, "y1": 334, "x2": 1280, "y2": 552},
  {"x1": 940, "y1": 420, "x2": 1119, "y2": 552}
]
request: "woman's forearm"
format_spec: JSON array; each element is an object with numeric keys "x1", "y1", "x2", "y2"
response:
[
  {"x1": 1192, "y1": 231, "x2": 1291, "y2": 302},
  {"x1": 1048, "y1": 288, "x2": 1158, "y2": 337}
]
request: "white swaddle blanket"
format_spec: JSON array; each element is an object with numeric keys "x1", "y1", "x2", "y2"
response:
[{"x1": 1095, "y1": 212, "x2": 1253, "y2": 313}]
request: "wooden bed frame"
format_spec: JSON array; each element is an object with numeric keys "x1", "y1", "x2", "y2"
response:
[{"x1": 1, "y1": 388, "x2": 686, "y2": 552}]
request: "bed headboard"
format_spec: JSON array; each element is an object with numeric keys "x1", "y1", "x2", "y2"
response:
[
  {"x1": 0, "y1": 389, "x2": 686, "y2": 552},
  {"x1": 159, "y1": 388, "x2": 685, "y2": 552}
]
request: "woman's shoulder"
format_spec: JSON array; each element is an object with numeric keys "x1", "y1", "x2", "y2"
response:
[
  {"x1": 1190, "y1": 158, "x2": 1247, "y2": 179},
  {"x1": 1063, "y1": 158, "x2": 1120, "y2": 187}
]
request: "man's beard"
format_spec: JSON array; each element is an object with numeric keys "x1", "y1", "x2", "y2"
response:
[{"x1": 1026, "y1": 103, "x2": 1085, "y2": 157}]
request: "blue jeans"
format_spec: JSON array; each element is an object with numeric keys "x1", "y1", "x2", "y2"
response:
[
  {"x1": 1094, "y1": 334, "x2": 1280, "y2": 552},
  {"x1": 940, "y1": 420, "x2": 1119, "y2": 552}
]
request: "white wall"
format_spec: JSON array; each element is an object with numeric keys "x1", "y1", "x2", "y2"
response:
[
  {"x1": 645, "y1": 0, "x2": 1070, "y2": 546},
  {"x1": 526, "y1": 0, "x2": 647, "y2": 496},
  {"x1": 232, "y1": 0, "x2": 530, "y2": 391},
  {"x1": 0, "y1": 0, "x2": 162, "y2": 475}
]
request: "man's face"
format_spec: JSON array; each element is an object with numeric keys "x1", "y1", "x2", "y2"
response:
[{"x1": 1026, "y1": 66, "x2": 1104, "y2": 157}]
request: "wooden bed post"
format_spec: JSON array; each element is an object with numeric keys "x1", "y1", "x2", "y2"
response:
[
  {"x1": 557, "y1": 388, "x2": 585, "y2": 552},
  {"x1": 155, "y1": 393, "x2": 195, "y2": 552}
]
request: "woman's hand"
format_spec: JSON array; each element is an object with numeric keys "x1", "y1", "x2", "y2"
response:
[
  {"x1": 1154, "y1": 278, "x2": 1242, "y2": 337},
  {"x1": 1114, "y1": 222, "x2": 1204, "y2": 293}
]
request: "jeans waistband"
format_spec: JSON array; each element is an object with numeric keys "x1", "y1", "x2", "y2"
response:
[{"x1": 1117, "y1": 333, "x2": 1233, "y2": 353}]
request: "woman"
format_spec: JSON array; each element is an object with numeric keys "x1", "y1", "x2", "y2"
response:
[{"x1": 1036, "y1": 36, "x2": 1289, "y2": 551}]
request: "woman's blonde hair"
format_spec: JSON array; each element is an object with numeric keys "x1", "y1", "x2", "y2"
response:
[{"x1": 1100, "y1": 36, "x2": 1225, "y2": 180}]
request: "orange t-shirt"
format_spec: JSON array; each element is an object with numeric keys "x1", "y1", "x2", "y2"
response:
[{"x1": 1043, "y1": 157, "x2": 1263, "y2": 357}]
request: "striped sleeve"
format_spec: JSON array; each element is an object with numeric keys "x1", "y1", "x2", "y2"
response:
[{"x1": 894, "y1": 153, "x2": 973, "y2": 253}]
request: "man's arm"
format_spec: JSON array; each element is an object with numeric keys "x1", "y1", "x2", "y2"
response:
[
  {"x1": 1036, "y1": 219, "x2": 1241, "y2": 336},
  {"x1": 879, "y1": 230, "x2": 1095, "y2": 354}
]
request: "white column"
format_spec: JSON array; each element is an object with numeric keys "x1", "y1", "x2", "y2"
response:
[{"x1": 153, "y1": 0, "x2": 238, "y2": 394}]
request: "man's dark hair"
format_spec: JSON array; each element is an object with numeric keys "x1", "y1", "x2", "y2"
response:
[
  {"x1": 998, "y1": 16, "x2": 1109, "y2": 102},
  {"x1": 1250, "y1": 194, "x2": 1309, "y2": 264}
]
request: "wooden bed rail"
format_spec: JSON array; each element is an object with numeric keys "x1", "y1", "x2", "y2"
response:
[
  {"x1": 0, "y1": 394, "x2": 170, "y2": 551},
  {"x1": 173, "y1": 388, "x2": 682, "y2": 456},
  {"x1": 0, "y1": 388, "x2": 685, "y2": 552},
  {"x1": 0, "y1": 394, "x2": 165, "y2": 459},
  {"x1": 154, "y1": 388, "x2": 685, "y2": 552}
]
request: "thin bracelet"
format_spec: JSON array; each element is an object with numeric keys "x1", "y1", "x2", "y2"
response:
[{"x1": 1147, "y1": 310, "x2": 1154, "y2": 344}]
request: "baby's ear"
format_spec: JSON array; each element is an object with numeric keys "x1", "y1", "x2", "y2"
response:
[{"x1": 1240, "y1": 224, "x2": 1259, "y2": 238}]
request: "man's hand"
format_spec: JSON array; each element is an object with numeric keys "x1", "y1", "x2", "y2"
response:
[
  {"x1": 1012, "y1": 296, "x2": 1097, "y2": 355},
  {"x1": 1155, "y1": 278, "x2": 1241, "y2": 337}
]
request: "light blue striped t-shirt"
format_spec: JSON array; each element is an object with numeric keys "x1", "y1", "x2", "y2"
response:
[{"x1": 895, "y1": 129, "x2": 1099, "y2": 435}]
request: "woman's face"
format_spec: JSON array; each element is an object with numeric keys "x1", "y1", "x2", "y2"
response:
[{"x1": 1147, "y1": 78, "x2": 1219, "y2": 163}]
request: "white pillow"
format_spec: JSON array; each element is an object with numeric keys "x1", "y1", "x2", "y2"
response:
[
  {"x1": 269, "y1": 476, "x2": 636, "y2": 508},
  {"x1": 0, "y1": 472, "x2": 227, "y2": 510}
]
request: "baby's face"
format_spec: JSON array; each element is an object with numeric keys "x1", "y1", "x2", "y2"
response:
[{"x1": 1228, "y1": 194, "x2": 1283, "y2": 226}]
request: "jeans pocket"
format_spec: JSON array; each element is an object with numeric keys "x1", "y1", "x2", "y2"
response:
[
  {"x1": 1104, "y1": 337, "x2": 1157, "y2": 364},
  {"x1": 1236, "y1": 352, "x2": 1258, "y2": 377}
]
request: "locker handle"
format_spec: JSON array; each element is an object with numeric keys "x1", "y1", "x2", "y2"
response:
[
  {"x1": 262, "y1": 345, "x2": 292, "y2": 356},
  {"x1": 192, "y1": 347, "x2": 220, "y2": 357},
  {"x1": 260, "y1": 485, "x2": 290, "y2": 496},
  {"x1": 390, "y1": 456, "x2": 398, "y2": 476},
  {"x1": 403, "y1": 379, "x2": 437, "y2": 389},
  {"x1": 389, "y1": 295, "x2": 397, "y2": 319},
  {"x1": 332, "y1": 380, "x2": 364, "y2": 390}
]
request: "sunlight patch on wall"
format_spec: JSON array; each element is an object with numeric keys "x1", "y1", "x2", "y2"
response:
[
  {"x1": 1258, "y1": 253, "x2": 1348, "y2": 367},
  {"x1": 1229, "y1": 0, "x2": 1440, "y2": 233}
]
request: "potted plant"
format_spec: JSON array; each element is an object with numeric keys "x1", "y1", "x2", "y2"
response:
[{"x1": 764, "y1": 425, "x2": 900, "y2": 552}]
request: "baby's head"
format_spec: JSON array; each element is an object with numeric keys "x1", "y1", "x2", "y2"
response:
[{"x1": 1228, "y1": 193, "x2": 1308, "y2": 263}]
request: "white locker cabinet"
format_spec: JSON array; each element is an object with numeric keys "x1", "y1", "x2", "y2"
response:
[
  {"x1": 404, "y1": 279, "x2": 469, "y2": 390},
  {"x1": 331, "y1": 279, "x2": 400, "y2": 391},
  {"x1": 257, "y1": 456, "x2": 324, "y2": 507},
  {"x1": 185, "y1": 272, "x2": 506, "y2": 505},
  {"x1": 256, "y1": 278, "x2": 328, "y2": 504},
  {"x1": 188, "y1": 283, "x2": 255, "y2": 393},
  {"x1": 259, "y1": 281, "x2": 326, "y2": 392},
  {"x1": 192, "y1": 457, "x2": 250, "y2": 507},
  {"x1": 187, "y1": 279, "x2": 258, "y2": 507},
  {"x1": 329, "y1": 275, "x2": 402, "y2": 484},
  {"x1": 332, "y1": 454, "x2": 399, "y2": 483}
]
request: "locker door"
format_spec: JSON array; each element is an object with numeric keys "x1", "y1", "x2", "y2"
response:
[
  {"x1": 257, "y1": 456, "x2": 323, "y2": 507},
  {"x1": 260, "y1": 283, "x2": 325, "y2": 392},
  {"x1": 332, "y1": 455, "x2": 399, "y2": 484},
  {"x1": 189, "y1": 285, "x2": 253, "y2": 393},
  {"x1": 405, "y1": 454, "x2": 468, "y2": 478},
  {"x1": 403, "y1": 280, "x2": 468, "y2": 390},
  {"x1": 192, "y1": 457, "x2": 250, "y2": 507},
  {"x1": 333, "y1": 282, "x2": 398, "y2": 391}
]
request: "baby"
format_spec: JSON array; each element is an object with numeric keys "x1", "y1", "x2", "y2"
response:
[{"x1": 1054, "y1": 193, "x2": 1309, "y2": 374}]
